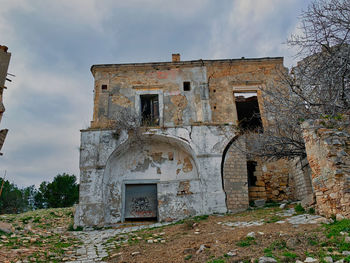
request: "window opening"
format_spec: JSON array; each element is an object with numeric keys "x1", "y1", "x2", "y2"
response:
[
  {"x1": 183, "y1": 81, "x2": 191, "y2": 91},
  {"x1": 101, "y1": 84, "x2": 107, "y2": 90},
  {"x1": 234, "y1": 92, "x2": 263, "y2": 131},
  {"x1": 140, "y1": 94, "x2": 159, "y2": 126},
  {"x1": 247, "y1": 161, "x2": 257, "y2": 187}
]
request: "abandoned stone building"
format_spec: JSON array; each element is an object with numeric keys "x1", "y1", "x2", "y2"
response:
[
  {"x1": 0, "y1": 45, "x2": 11, "y2": 156},
  {"x1": 74, "y1": 54, "x2": 315, "y2": 227}
]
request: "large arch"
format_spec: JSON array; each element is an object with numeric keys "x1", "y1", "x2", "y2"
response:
[{"x1": 101, "y1": 133, "x2": 201, "y2": 224}]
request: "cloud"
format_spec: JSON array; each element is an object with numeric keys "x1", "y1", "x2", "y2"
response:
[
  {"x1": 0, "y1": 1, "x2": 311, "y2": 187},
  {"x1": 207, "y1": 0, "x2": 310, "y2": 67}
]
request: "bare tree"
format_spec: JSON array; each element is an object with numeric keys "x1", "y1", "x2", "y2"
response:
[
  {"x1": 244, "y1": 0, "x2": 350, "y2": 160},
  {"x1": 113, "y1": 107, "x2": 142, "y2": 140}
]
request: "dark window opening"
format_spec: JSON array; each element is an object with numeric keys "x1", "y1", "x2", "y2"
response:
[
  {"x1": 140, "y1": 94, "x2": 159, "y2": 126},
  {"x1": 101, "y1": 84, "x2": 107, "y2": 90},
  {"x1": 183, "y1": 81, "x2": 191, "y2": 91},
  {"x1": 247, "y1": 161, "x2": 257, "y2": 187},
  {"x1": 234, "y1": 92, "x2": 263, "y2": 131}
]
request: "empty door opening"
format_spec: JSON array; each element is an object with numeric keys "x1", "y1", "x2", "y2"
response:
[{"x1": 124, "y1": 184, "x2": 158, "y2": 221}]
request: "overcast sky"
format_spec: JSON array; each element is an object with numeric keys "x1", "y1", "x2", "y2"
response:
[{"x1": 0, "y1": 0, "x2": 311, "y2": 187}]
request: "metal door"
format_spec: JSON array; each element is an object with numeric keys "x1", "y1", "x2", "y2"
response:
[{"x1": 124, "y1": 184, "x2": 157, "y2": 219}]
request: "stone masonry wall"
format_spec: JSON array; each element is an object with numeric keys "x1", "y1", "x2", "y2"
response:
[
  {"x1": 223, "y1": 137, "x2": 297, "y2": 207},
  {"x1": 289, "y1": 157, "x2": 313, "y2": 201},
  {"x1": 248, "y1": 161, "x2": 266, "y2": 201},
  {"x1": 302, "y1": 116, "x2": 350, "y2": 218}
]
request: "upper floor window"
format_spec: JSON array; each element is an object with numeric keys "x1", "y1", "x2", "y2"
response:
[
  {"x1": 234, "y1": 92, "x2": 263, "y2": 131},
  {"x1": 183, "y1": 81, "x2": 191, "y2": 91},
  {"x1": 140, "y1": 94, "x2": 159, "y2": 126}
]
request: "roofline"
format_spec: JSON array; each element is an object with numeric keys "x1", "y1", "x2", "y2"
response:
[{"x1": 90, "y1": 57, "x2": 284, "y2": 73}]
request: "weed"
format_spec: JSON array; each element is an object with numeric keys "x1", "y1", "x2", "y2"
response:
[
  {"x1": 184, "y1": 255, "x2": 192, "y2": 260},
  {"x1": 307, "y1": 236, "x2": 319, "y2": 246},
  {"x1": 265, "y1": 215, "x2": 283, "y2": 223},
  {"x1": 236, "y1": 236, "x2": 256, "y2": 247},
  {"x1": 33, "y1": 217, "x2": 41, "y2": 223},
  {"x1": 207, "y1": 258, "x2": 225, "y2": 263},
  {"x1": 308, "y1": 207, "x2": 315, "y2": 214},
  {"x1": 193, "y1": 215, "x2": 209, "y2": 222},
  {"x1": 283, "y1": 251, "x2": 297, "y2": 259},
  {"x1": 295, "y1": 204, "x2": 305, "y2": 214},
  {"x1": 264, "y1": 248, "x2": 273, "y2": 257},
  {"x1": 269, "y1": 239, "x2": 287, "y2": 250},
  {"x1": 20, "y1": 216, "x2": 33, "y2": 224},
  {"x1": 324, "y1": 219, "x2": 350, "y2": 238}
]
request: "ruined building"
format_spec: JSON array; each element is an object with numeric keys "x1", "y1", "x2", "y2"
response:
[
  {"x1": 75, "y1": 54, "x2": 313, "y2": 227},
  {"x1": 0, "y1": 45, "x2": 11, "y2": 155}
]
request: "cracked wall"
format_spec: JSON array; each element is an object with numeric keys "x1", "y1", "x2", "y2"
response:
[{"x1": 75, "y1": 57, "x2": 301, "y2": 227}]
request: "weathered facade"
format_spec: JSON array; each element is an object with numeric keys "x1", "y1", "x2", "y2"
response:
[
  {"x1": 75, "y1": 55, "x2": 306, "y2": 227},
  {"x1": 0, "y1": 45, "x2": 11, "y2": 155}
]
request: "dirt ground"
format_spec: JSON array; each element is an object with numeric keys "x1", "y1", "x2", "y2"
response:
[
  {"x1": 105, "y1": 206, "x2": 348, "y2": 263},
  {"x1": 0, "y1": 205, "x2": 349, "y2": 263}
]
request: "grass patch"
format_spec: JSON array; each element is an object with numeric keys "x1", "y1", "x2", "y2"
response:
[
  {"x1": 283, "y1": 251, "x2": 297, "y2": 259},
  {"x1": 295, "y1": 204, "x2": 305, "y2": 214},
  {"x1": 324, "y1": 219, "x2": 350, "y2": 238},
  {"x1": 184, "y1": 255, "x2": 192, "y2": 260},
  {"x1": 264, "y1": 248, "x2": 274, "y2": 257},
  {"x1": 20, "y1": 216, "x2": 33, "y2": 224},
  {"x1": 265, "y1": 215, "x2": 283, "y2": 223},
  {"x1": 193, "y1": 214, "x2": 209, "y2": 222},
  {"x1": 236, "y1": 236, "x2": 256, "y2": 247}
]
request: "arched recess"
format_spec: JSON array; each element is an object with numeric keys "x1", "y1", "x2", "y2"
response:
[
  {"x1": 101, "y1": 133, "x2": 200, "y2": 224},
  {"x1": 221, "y1": 135, "x2": 249, "y2": 212}
]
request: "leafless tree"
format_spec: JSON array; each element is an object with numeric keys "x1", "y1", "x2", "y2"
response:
[
  {"x1": 244, "y1": 0, "x2": 350, "y2": 160},
  {"x1": 113, "y1": 107, "x2": 142, "y2": 140}
]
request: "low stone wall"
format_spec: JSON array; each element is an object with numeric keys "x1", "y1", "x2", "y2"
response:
[{"x1": 302, "y1": 116, "x2": 350, "y2": 218}]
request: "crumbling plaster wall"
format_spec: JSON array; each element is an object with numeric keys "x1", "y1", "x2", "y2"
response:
[
  {"x1": 91, "y1": 65, "x2": 210, "y2": 129},
  {"x1": 75, "y1": 57, "x2": 302, "y2": 227},
  {"x1": 75, "y1": 125, "x2": 234, "y2": 227},
  {"x1": 205, "y1": 59, "x2": 285, "y2": 125}
]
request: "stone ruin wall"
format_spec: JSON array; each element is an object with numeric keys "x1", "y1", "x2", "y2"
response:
[{"x1": 302, "y1": 116, "x2": 350, "y2": 218}]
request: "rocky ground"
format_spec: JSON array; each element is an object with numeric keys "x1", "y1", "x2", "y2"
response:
[{"x1": 0, "y1": 204, "x2": 350, "y2": 263}]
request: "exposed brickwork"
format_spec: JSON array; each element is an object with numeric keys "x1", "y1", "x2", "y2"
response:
[
  {"x1": 248, "y1": 161, "x2": 267, "y2": 201},
  {"x1": 223, "y1": 136, "x2": 249, "y2": 212},
  {"x1": 302, "y1": 116, "x2": 350, "y2": 218}
]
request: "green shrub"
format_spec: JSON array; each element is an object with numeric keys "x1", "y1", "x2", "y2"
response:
[{"x1": 295, "y1": 204, "x2": 305, "y2": 214}]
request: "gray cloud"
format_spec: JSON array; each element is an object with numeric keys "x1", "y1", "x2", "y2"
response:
[{"x1": 0, "y1": 0, "x2": 310, "y2": 186}]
